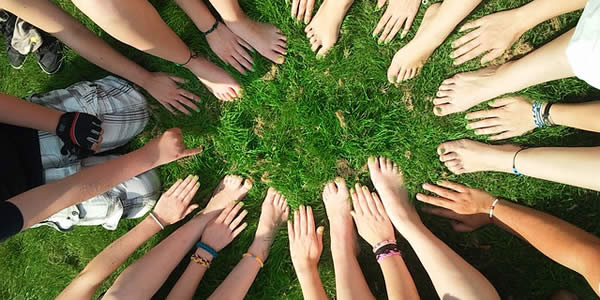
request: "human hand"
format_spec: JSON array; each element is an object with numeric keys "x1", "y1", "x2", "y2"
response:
[
  {"x1": 56, "y1": 112, "x2": 103, "y2": 157},
  {"x1": 373, "y1": 0, "x2": 420, "y2": 43},
  {"x1": 152, "y1": 175, "x2": 201, "y2": 226},
  {"x1": 288, "y1": 205, "x2": 324, "y2": 272},
  {"x1": 421, "y1": 206, "x2": 490, "y2": 232},
  {"x1": 201, "y1": 202, "x2": 248, "y2": 251},
  {"x1": 452, "y1": 10, "x2": 526, "y2": 65},
  {"x1": 350, "y1": 184, "x2": 395, "y2": 247},
  {"x1": 416, "y1": 181, "x2": 496, "y2": 215},
  {"x1": 206, "y1": 23, "x2": 254, "y2": 74},
  {"x1": 141, "y1": 128, "x2": 203, "y2": 166},
  {"x1": 291, "y1": 0, "x2": 315, "y2": 24},
  {"x1": 141, "y1": 72, "x2": 200, "y2": 115},
  {"x1": 465, "y1": 96, "x2": 536, "y2": 140}
]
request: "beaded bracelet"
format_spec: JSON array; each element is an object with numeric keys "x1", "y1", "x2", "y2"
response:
[
  {"x1": 532, "y1": 100, "x2": 545, "y2": 128},
  {"x1": 376, "y1": 249, "x2": 402, "y2": 263},
  {"x1": 372, "y1": 239, "x2": 396, "y2": 253},
  {"x1": 243, "y1": 252, "x2": 264, "y2": 268},
  {"x1": 190, "y1": 254, "x2": 211, "y2": 268}
]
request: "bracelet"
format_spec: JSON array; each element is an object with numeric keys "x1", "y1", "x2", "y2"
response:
[
  {"x1": 177, "y1": 49, "x2": 199, "y2": 67},
  {"x1": 202, "y1": 19, "x2": 219, "y2": 36},
  {"x1": 512, "y1": 148, "x2": 527, "y2": 176},
  {"x1": 488, "y1": 198, "x2": 500, "y2": 219},
  {"x1": 372, "y1": 239, "x2": 396, "y2": 253},
  {"x1": 376, "y1": 249, "x2": 402, "y2": 263},
  {"x1": 149, "y1": 212, "x2": 165, "y2": 230},
  {"x1": 190, "y1": 254, "x2": 211, "y2": 268},
  {"x1": 542, "y1": 102, "x2": 554, "y2": 126},
  {"x1": 243, "y1": 252, "x2": 264, "y2": 268},
  {"x1": 532, "y1": 100, "x2": 545, "y2": 128},
  {"x1": 196, "y1": 242, "x2": 218, "y2": 259}
]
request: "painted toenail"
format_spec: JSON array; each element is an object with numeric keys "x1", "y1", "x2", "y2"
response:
[
  {"x1": 195, "y1": 182, "x2": 200, "y2": 186},
  {"x1": 368, "y1": 157, "x2": 375, "y2": 163},
  {"x1": 195, "y1": 108, "x2": 201, "y2": 112},
  {"x1": 440, "y1": 147, "x2": 446, "y2": 154},
  {"x1": 465, "y1": 124, "x2": 470, "y2": 129},
  {"x1": 316, "y1": 55, "x2": 323, "y2": 60},
  {"x1": 436, "y1": 180, "x2": 443, "y2": 185},
  {"x1": 488, "y1": 100, "x2": 494, "y2": 106},
  {"x1": 242, "y1": 72, "x2": 248, "y2": 76},
  {"x1": 436, "y1": 107, "x2": 442, "y2": 113},
  {"x1": 372, "y1": 33, "x2": 377, "y2": 38},
  {"x1": 350, "y1": 188, "x2": 355, "y2": 193},
  {"x1": 377, "y1": 40, "x2": 382, "y2": 45},
  {"x1": 317, "y1": 226, "x2": 325, "y2": 233},
  {"x1": 362, "y1": 186, "x2": 368, "y2": 191},
  {"x1": 391, "y1": 76, "x2": 396, "y2": 82},
  {"x1": 239, "y1": 202, "x2": 245, "y2": 207}
]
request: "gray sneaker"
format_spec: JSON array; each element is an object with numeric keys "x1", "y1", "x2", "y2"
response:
[{"x1": 35, "y1": 35, "x2": 64, "y2": 74}]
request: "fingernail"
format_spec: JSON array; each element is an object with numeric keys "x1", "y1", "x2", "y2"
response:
[
  {"x1": 317, "y1": 226, "x2": 325, "y2": 233},
  {"x1": 300, "y1": 204, "x2": 305, "y2": 209},
  {"x1": 368, "y1": 157, "x2": 375, "y2": 163},
  {"x1": 243, "y1": 209, "x2": 248, "y2": 214},
  {"x1": 195, "y1": 182, "x2": 200, "y2": 186},
  {"x1": 316, "y1": 55, "x2": 322, "y2": 60},
  {"x1": 239, "y1": 202, "x2": 245, "y2": 207},
  {"x1": 384, "y1": 40, "x2": 390, "y2": 45},
  {"x1": 304, "y1": 19, "x2": 309, "y2": 24},
  {"x1": 436, "y1": 180, "x2": 443, "y2": 185},
  {"x1": 391, "y1": 76, "x2": 396, "y2": 83},
  {"x1": 335, "y1": 178, "x2": 341, "y2": 183},
  {"x1": 362, "y1": 186, "x2": 368, "y2": 191},
  {"x1": 242, "y1": 72, "x2": 248, "y2": 76},
  {"x1": 464, "y1": 114, "x2": 469, "y2": 119},
  {"x1": 416, "y1": 193, "x2": 423, "y2": 200},
  {"x1": 377, "y1": 40, "x2": 382, "y2": 45},
  {"x1": 350, "y1": 188, "x2": 355, "y2": 193},
  {"x1": 251, "y1": 67, "x2": 255, "y2": 72},
  {"x1": 195, "y1": 108, "x2": 201, "y2": 112},
  {"x1": 372, "y1": 33, "x2": 377, "y2": 38},
  {"x1": 278, "y1": 56, "x2": 284, "y2": 63},
  {"x1": 422, "y1": 183, "x2": 428, "y2": 189},
  {"x1": 465, "y1": 124, "x2": 470, "y2": 129},
  {"x1": 488, "y1": 100, "x2": 494, "y2": 106},
  {"x1": 401, "y1": 32, "x2": 407, "y2": 39}
]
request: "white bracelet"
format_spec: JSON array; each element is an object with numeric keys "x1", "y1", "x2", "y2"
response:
[
  {"x1": 149, "y1": 212, "x2": 165, "y2": 230},
  {"x1": 488, "y1": 198, "x2": 500, "y2": 219}
]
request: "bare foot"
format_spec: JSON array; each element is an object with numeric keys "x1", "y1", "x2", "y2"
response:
[
  {"x1": 249, "y1": 187, "x2": 290, "y2": 260},
  {"x1": 304, "y1": 0, "x2": 353, "y2": 58},
  {"x1": 186, "y1": 57, "x2": 242, "y2": 101},
  {"x1": 437, "y1": 139, "x2": 520, "y2": 174},
  {"x1": 387, "y1": 3, "x2": 440, "y2": 83},
  {"x1": 226, "y1": 18, "x2": 287, "y2": 65},
  {"x1": 322, "y1": 177, "x2": 359, "y2": 255},
  {"x1": 433, "y1": 65, "x2": 507, "y2": 116},
  {"x1": 204, "y1": 175, "x2": 253, "y2": 214},
  {"x1": 367, "y1": 157, "x2": 419, "y2": 225}
]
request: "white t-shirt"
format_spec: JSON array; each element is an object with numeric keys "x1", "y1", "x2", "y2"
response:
[{"x1": 566, "y1": 0, "x2": 600, "y2": 89}]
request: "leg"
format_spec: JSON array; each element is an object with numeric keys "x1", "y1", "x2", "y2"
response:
[
  {"x1": 304, "y1": 0, "x2": 354, "y2": 58},
  {"x1": 208, "y1": 0, "x2": 287, "y2": 64},
  {"x1": 322, "y1": 178, "x2": 375, "y2": 300},
  {"x1": 208, "y1": 187, "x2": 289, "y2": 300},
  {"x1": 388, "y1": 0, "x2": 482, "y2": 83},
  {"x1": 71, "y1": 0, "x2": 241, "y2": 101},
  {"x1": 437, "y1": 139, "x2": 600, "y2": 191},
  {"x1": 32, "y1": 76, "x2": 149, "y2": 169},
  {"x1": 434, "y1": 28, "x2": 575, "y2": 116}
]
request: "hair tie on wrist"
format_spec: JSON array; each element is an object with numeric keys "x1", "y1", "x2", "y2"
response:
[
  {"x1": 202, "y1": 20, "x2": 219, "y2": 36},
  {"x1": 372, "y1": 239, "x2": 396, "y2": 253},
  {"x1": 512, "y1": 148, "x2": 527, "y2": 176},
  {"x1": 488, "y1": 198, "x2": 500, "y2": 219},
  {"x1": 196, "y1": 242, "x2": 218, "y2": 258},
  {"x1": 243, "y1": 252, "x2": 264, "y2": 268},
  {"x1": 149, "y1": 212, "x2": 165, "y2": 230}
]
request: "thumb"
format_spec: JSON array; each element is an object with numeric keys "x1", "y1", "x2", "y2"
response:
[
  {"x1": 185, "y1": 204, "x2": 200, "y2": 216},
  {"x1": 169, "y1": 76, "x2": 186, "y2": 84},
  {"x1": 182, "y1": 146, "x2": 203, "y2": 158},
  {"x1": 316, "y1": 226, "x2": 325, "y2": 245}
]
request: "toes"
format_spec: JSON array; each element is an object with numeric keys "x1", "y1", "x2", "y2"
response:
[
  {"x1": 437, "y1": 140, "x2": 463, "y2": 155},
  {"x1": 315, "y1": 44, "x2": 330, "y2": 58},
  {"x1": 311, "y1": 40, "x2": 322, "y2": 53},
  {"x1": 436, "y1": 90, "x2": 453, "y2": 98},
  {"x1": 334, "y1": 177, "x2": 346, "y2": 191},
  {"x1": 328, "y1": 181, "x2": 338, "y2": 194},
  {"x1": 433, "y1": 103, "x2": 458, "y2": 116},
  {"x1": 433, "y1": 96, "x2": 451, "y2": 106},
  {"x1": 367, "y1": 156, "x2": 380, "y2": 173},
  {"x1": 266, "y1": 187, "x2": 277, "y2": 202},
  {"x1": 242, "y1": 178, "x2": 254, "y2": 191},
  {"x1": 439, "y1": 152, "x2": 458, "y2": 162}
]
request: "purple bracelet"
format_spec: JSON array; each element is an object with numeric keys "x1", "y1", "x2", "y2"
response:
[{"x1": 376, "y1": 249, "x2": 402, "y2": 263}]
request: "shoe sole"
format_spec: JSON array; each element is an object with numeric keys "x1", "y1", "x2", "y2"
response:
[
  {"x1": 9, "y1": 54, "x2": 27, "y2": 70},
  {"x1": 37, "y1": 56, "x2": 63, "y2": 75}
]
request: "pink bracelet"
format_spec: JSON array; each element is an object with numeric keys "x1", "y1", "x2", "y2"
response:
[{"x1": 376, "y1": 249, "x2": 402, "y2": 263}]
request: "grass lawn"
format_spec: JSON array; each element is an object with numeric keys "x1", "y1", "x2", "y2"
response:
[{"x1": 1, "y1": 0, "x2": 600, "y2": 299}]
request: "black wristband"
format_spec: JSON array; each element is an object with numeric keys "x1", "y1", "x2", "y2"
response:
[
  {"x1": 56, "y1": 112, "x2": 102, "y2": 158},
  {"x1": 202, "y1": 20, "x2": 219, "y2": 36},
  {"x1": 542, "y1": 102, "x2": 554, "y2": 126},
  {"x1": 374, "y1": 243, "x2": 398, "y2": 257}
]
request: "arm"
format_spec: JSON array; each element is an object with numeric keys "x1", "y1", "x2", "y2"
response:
[
  {"x1": 417, "y1": 181, "x2": 600, "y2": 297},
  {"x1": 288, "y1": 206, "x2": 328, "y2": 300},
  {"x1": 166, "y1": 203, "x2": 248, "y2": 300},
  {"x1": 8, "y1": 128, "x2": 200, "y2": 230},
  {"x1": 550, "y1": 101, "x2": 600, "y2": 133},
  {"x1": 173, "y1": 0, "x2": 217, "y2": 32},
  {"x1": 513, "y1": 0, "x2": 587, "y2": 31},
  {"x1": 350, "y1": 185, "x2": 420, "y2": 300},
  {"x1": 0, "y1": 0, "x2": 200, "y2": 115},
  {"x1": 0, "y1": 93, "x2": 61, "y2": 133}
]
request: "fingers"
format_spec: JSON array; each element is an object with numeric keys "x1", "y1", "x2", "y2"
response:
[
  {"x1": 170, "y1": 100, "x2": 192, "y2": 115},
  {"x1": 176, "y1": 96, "x2": 199, "y2": 112},
  {"x1": 385, "y1": 16, "x2": 406, "y2": 42},
  {"x1": 229, "y1": 207, "x2": 248, "y2": 230},
  {"x1": 452, "y1": 39, "x2": 482, "y2": 65},
  {"x1": 377, "y1": 0, "x2": 386, "y2": 9},
  {"x1": 181, "y1": 147, "x2": 203, "y2": 158},
  {"x1": 182, "y1": 180, "x2": 200, "y2": 205},
  {"x1": 481, "y1": 48, "x2": 504, "y2": 64},
  {"x1": 316, "y1": 226, "x2": 324, "y2": 246},
  {"x1": 297, "y1": 0, "x2": 307, "y2": 22},
  {"x1": 466, "y1": 108, "x2": 498, "y2": 120},
  {"x1": 490, "y1": 131, "x2": 516, "y2": 141},
  {"x1": 436, "y1": 180, "x2": 467, "y2": 193},
  {"x1": 232, "y1": 222, "x2": 248, "y2": 238},
  {"x1": 372, "y1": 192, "x2": 388, "y2": 218},
  {"x1": 488, "y1": 97, "x2": 516, "y2": 108},
  {"x1": 304, "y1": 0, "x2": 315, "y2": 23},
  {"x1": 159, "y1": 101, "x2": 177, "y2": 115},
  {"x1": 350, "y1": 186, "x2": 362, "y2": 215},
  {"x1": 402, "y1": 12, "x2": 416, "y2": 39},
  {"x1": 216, "y1": 203, "x2": 235, "y2": 223},
  {"x1": 299, "y1": 205, "x2": 307, "y2": 236},
  {"x1": 178, "y1": 88, "x2": 200, "y2": 102},
  {"x1": 228, "y1": 57, "x2": 246, "y2": 74},
  {"x1": 169, "y1": 76, "x2": 186, "y2": 84},
  {"x1": 291, "y1": 0, "x2": 300, "y2": 19},
  {"x1": 422, "y1": 183, "x2": 460, "y2": 200},
  {"x1": 184, "y1": 203, "x2": 200, "y2": 216},
  {"x1": 224, "y1": 202, "x2": 244, "y2": 224},
  {"x1": 363, "y1": 187, "x2": 379, "y2": 216},
  {"x1": 459, "y1": 19, "x2": 483, "y2": 32},
  {"x1": 294, "y1": 209, "x2": 301, "y2": 239},
  {"x1": 374, "y1": 11, "x2": 392, "y2": 38},
  {"x1": 355, "y1": 183, "x2": 370, "y2": 214},
  {"x1": 467, "y1": 118, "x2": 501, "y2": 130},
  {"x1": 415, "y1": 193, "x2": 452, "y2": 209},
  {"x1": 173, "y1": 175, "x2": 196, "y2": 198},
  {"x1": 306, "y1": 206, "x2": 315, "y2": 233}
]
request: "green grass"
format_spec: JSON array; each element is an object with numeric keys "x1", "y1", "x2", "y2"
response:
[{"x1": 1, "y1": 0, "x2": 599, "y2": 299}]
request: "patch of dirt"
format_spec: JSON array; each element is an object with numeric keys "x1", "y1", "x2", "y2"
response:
[
  {"x1": 490, "y1": 40, "x2": 533, "y2": 66},
  {"x1": 550, "y1": 17, "x2": 561, "y2": 31},
  {"x1": 261, "y1": 65, "x2": 278, "y2": 81},
  {"x1": 343, "y1": 48, "x2": 351, "y2": 58},
  {"x1": 404, "y1": 150, "x2": 412, "y2": 159},
  {"x1": 254, "y1": 117, "x2": 265, "y2": 138},
  {"x1": 335, "y1": 111, "x2": 347, "y2": 128},
  {"x1": 336, "y1": 159, "x2": 354, "y2": 178},
  {"x1": 401, "y1": 86, "x2": 414, "y2": 111},
  {"x1": 338, "y1": 79, "x2": 343, "y2": 86},
  {"x1": 261, "y1": 171, "x2": 272, "y2": 183}
]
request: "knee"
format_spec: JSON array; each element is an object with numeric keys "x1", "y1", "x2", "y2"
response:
[{"x1": 120, "y1": 168, "x2": 161, "y2": 219}]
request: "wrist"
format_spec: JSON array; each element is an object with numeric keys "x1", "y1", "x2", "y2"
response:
[
  {"x1": 513, "y1": 5, "x2": 541, "y2": 32},
  {"x1": 293, "y1": 261, "x2": 319, "y2": 274},
  {"x1": 195, "y1": 247, "x2": 214, "y2": 261},
  {"x1": 248, "y1": 239, "x2": 270, "y2": 262}
]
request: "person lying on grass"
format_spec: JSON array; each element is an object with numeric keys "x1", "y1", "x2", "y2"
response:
[
  {"x1": 417, "y1": 180, "x2": 600, "y2": 297},
  {"x1": 94, "y1": 184, "x2": 288, "y2": 300},
  {"x1": 288, "y1": 157, "x2": 500, "y2": 300},
  {"x1": 0, "y1": 0, "x2": 203, "y2": 115},
  {"x1": 388, "y1": 0, "x2": 586, "y2": 84},
  {"x1": 432, "y1": 0, "x2": 593, "y2": 116},
  {"x1": 0, "y1": 78, "x2": 200, "y2": 241}
]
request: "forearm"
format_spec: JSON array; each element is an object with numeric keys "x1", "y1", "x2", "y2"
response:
[
  {"x1": 550, "y1": 101, "x2": 600, "y2": 133},
  {"x1": 207, "y1": 239, "x2": 266, "y2": 300},
  {"x1": 57, "y1": 216, "x2": 160, "y2": 300},
  {"x1": 515, "y1": 147, "x2": 600, "y2": 191},
  {"x1": 295, "y1": 267, "x2": 328, "y2": 300},
  {"x1": 396, "y1": 221, "x2": 499, "y2": 300},
  {"x1": 424, "y1": 0, "x2": 482, "y2": 43},
  {"x1": 9, "y1": 147, "x2": 156, "y2": 229},
  {"x1": 174, "y1": 0, "x2": 217, "y2": 32},
  {"x1": 514, "y1": 0, "x2": 587, "y2": 32},
  {"x1": 379, "y1": 256, "x2": 420, "y2": 300},
  {"x1": 2, "y1": 0, "x2": 153, "y2": 90},
  {"x1": 105, "y1": 213, "x2": 213, "y2": 300},
  {"x1": 0, "y1": 93, "x2": 61, "y2": 133},
  {"x1": 493, "y1": 201, "x2": 600, "y2": 295},
  {"x1": 166, "y1": 260, "x2": 208, "y2": 300}
]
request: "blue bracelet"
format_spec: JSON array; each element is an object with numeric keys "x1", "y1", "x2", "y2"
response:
[
  {"x1": 512, "y1": 148, "x2": 526, "y2": 177},
  {"x1": 196, "y1": 242, "x2": 218, "y2": 258}
]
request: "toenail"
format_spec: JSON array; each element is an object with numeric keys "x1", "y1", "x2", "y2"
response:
[
  {"x1": 317, "y1": 226, "x2": 325, "y2": 233},
  {"x1": 465, "y1": 124, "x2": 470, "y2": 129},
  {"x1": 362, "y1": 186, "x2": 368, "y2": 190},
  {"x1": 440, "y1": 147, "x2": 446, "y2": 154},
  {"x1": 372, "y1": 33, "x2": 377, "y2": 38},
  {"x1": 350, "y1": 188, "x2": 355, "y2": 193},
  {"x1": 436, "y1": 180, "x2": 443, "y2": 185},
  {"x1": 195, "y1": 108, "x2": 201, "y2": 112},
  {"x1": 436, "y1": 107, "x2": 442, "y2": 113},
  {"x1": 239, "y1": 202, "x2": 245, "y2": 206},
  {"x1": 488, "y1": 100, "x2": 494, "y2": 106},
  {"x1": 377, "y1": 40, "x2": 383, "y2": 45},
  {"x1": 242, "y1": 72, "x2": 248, "y2": 76},
  {"x1": 195, "y1": 182, "x2": 200, "y2": 186},
  {"x1": 391, "y1": 76, "x2": 396, "y2": 82},
  {"x1": 316, "y1": 55, "x2": 322, "y2": 60},
  {"x1": 384, "y1": 40, "x2": 390, "y2": 45}
]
